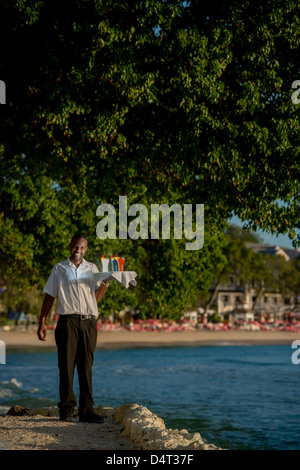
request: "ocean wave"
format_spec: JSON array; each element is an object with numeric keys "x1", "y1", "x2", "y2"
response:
[
  {"x1": 0, "y1": 405, "x2": 10, "y2": 415},
  {"x1": 1, "y1": 378, "x2": 23, "y2": 389},
  {"x1": 0, "y1": 375, "x2": 57, "y2": 414},
  {"x1": 0, "y1": 377, "x2": 41, "y2": 413},
  {"x1": 0, "y1": 378, "x2": 39, "y2": 393},
  {"x1": 0, "y1": 378, "x2": 23, "y2": 398}
]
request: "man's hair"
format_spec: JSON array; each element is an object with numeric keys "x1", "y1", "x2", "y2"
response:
[{"x1": 70, "y1": 234, "x2": 88, "y2": 244}]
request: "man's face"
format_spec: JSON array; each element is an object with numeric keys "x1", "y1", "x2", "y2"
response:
[{"x1": 69, "y1": 238, "x2": 88, "y2": 264}]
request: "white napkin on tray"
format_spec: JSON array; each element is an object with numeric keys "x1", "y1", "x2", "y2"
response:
[{"x1": 93, "y1": 271, "x2": 137, "y2": 289}]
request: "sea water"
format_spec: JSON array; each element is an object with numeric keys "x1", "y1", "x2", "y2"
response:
[{"x1": 0, "y1": 344, "x2": 299, "y2": 450}]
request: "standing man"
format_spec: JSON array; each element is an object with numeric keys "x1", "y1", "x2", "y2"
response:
[{"x1": 37, "y1": 234, "x2": 109, "y2": 423}]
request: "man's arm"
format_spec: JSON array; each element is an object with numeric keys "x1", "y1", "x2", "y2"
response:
[
  {"x1": 95, "y1": 281, "x2": 109, "y2": 302},
  {"x1": 37, "y1": 294, "x2": 55, "y2": 341}
]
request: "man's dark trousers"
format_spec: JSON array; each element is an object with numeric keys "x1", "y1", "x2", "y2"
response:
[{"x1": 54, "y1": 315, "x2": 98, "y2": 419}]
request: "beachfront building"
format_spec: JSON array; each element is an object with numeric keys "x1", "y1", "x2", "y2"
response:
[
  {"x1": 245, "y1": 242, "x2": 300, "y2": 262},
  {"x1": 183, "y1": 308, "x2": 198, "y2": 324},
  {"x1": 215, "y1": 283, "x2": 294, "y2": 322},
  {"x1": 209, "y1": 243, "x2": 300, "y2": 322}
]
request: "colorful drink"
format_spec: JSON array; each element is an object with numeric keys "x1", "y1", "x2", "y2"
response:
[
  {"x1": 101, "y1": 255, "x2": 110, "y2": 272},
  {"x1": 113, "y1": 256, "x2": 119, "y2": 271},
  {"x1": 118, "y1": 257, "x2": 125, "y2": 271}
]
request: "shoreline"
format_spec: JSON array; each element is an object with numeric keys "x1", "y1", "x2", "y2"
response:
[
  {"x1": 1, "y1": 328, "x2": 300, "y2": 349},
  {"x1": 0, "y1": 404, "x2": 222, "y2": 450}
]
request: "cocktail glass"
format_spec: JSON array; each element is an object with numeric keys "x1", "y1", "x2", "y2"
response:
[
  {"x1": 112, "y1": 257, "x2": 119, "y2": 271},
  {"x1": 101, "y1": 257, "x2": 110, "y2": 272},
  {"x1": 118, "y1": 257, "x2": 125, "y2": 271}
]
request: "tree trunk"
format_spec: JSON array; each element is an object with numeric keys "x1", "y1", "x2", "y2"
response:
[
  {"x1": 204, "y1": 279, "x2": 222, "y2": 314},
  {"x1": 252, "y1": 284, "x2": 265, "y2": 312}
]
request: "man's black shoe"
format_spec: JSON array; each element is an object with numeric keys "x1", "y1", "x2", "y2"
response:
[
  {"x1": 59, "y1": 415, "x2": 74, "y2": 422},
  {"x1": 79, "y1": 413, "x2": 104, "y2": 423}
]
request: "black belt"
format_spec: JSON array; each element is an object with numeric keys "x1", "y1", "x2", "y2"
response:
[{"x1": 63, "y1": 314, "x2": 95, "y2": 320}]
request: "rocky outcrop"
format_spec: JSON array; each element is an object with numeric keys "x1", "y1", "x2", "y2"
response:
[
  {"x1": 6, "y1": 405, "x2": 32, "y2": 416},
  {"x1": 114, "y1": 403, "x2": 223, "y2": 450}
]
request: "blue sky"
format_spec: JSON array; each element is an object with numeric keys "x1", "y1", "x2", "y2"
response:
[{"x1": 228, "y1": 214, "x2": 299, "y2": 250}]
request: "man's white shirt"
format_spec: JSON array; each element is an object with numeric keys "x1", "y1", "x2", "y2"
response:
[{"x1": 43, "y1": 258, "x2": 101, "y2": 316}]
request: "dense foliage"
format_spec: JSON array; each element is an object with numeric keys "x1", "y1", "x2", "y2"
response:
[{"x1": 0, "y1": 0, "x2": 299, "y2": 318}]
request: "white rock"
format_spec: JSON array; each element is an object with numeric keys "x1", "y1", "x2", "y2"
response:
[{"x1": 114, "y1": 403, "x2": 223, "y2": 450}]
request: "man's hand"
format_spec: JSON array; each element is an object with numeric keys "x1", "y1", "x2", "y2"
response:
[
  {"x1": 95, "y1": 281, "x2": 109, "y2": 302},
  {"x1": 37, "y1": 294, "x2": 55, "y2": 342},
  {"x1": 37, "y1": 322, "x2": 47, "y2": 341}
]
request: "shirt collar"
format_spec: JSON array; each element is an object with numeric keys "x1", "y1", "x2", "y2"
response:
[{"x1": 66, "y1": 257, "x2": 88, "y2": 268}]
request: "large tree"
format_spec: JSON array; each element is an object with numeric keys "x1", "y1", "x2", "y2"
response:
[{"x1": 0, "y1": 0, "x2": 299, "y2": 318}]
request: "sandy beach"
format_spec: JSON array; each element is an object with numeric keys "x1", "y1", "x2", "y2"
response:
[
  {"x1": 0, "y1": 406, "x2": 141, "y2": 451},
  {"x1": 1, "y1": 328, "x2": 300, "y2": 349}
]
